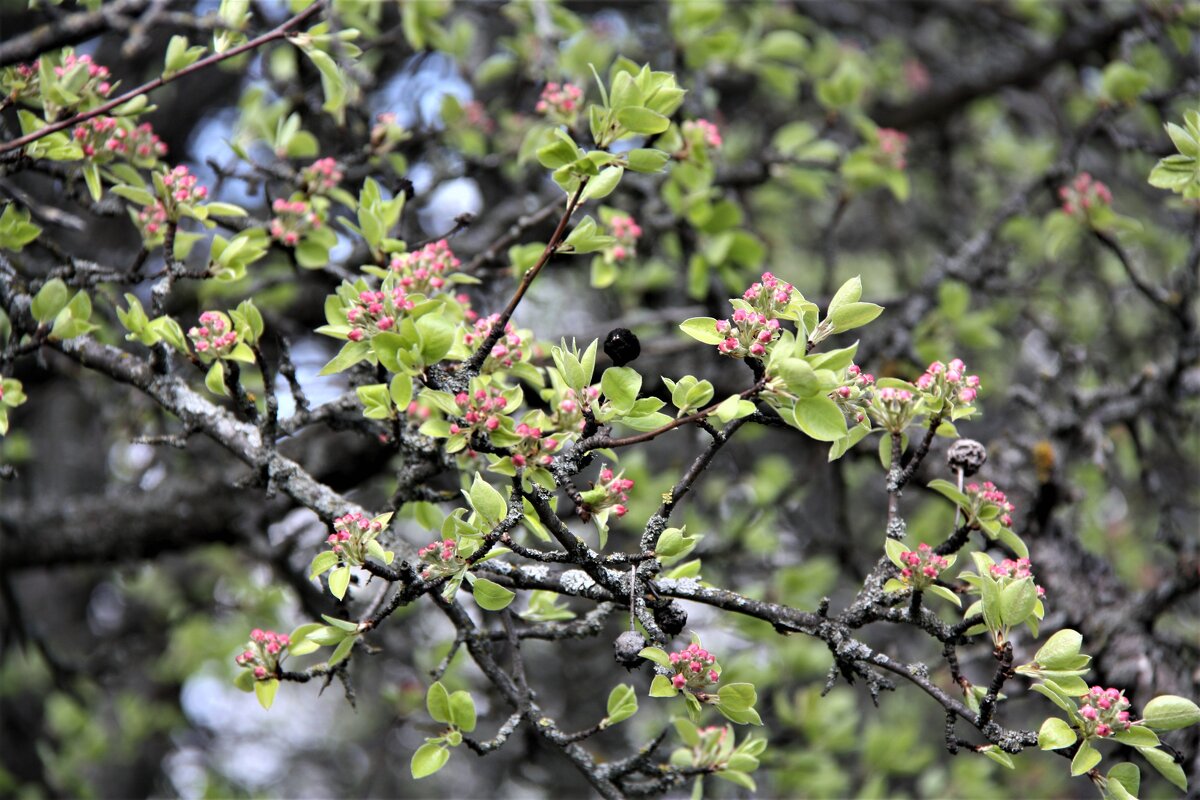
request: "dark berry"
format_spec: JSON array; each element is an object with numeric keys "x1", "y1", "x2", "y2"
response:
[
  {"x1": 653, "y1": 602, "x2": 688, "y2": 636},
  {"x1": 604, "y1": 328, "x2": 641, "y2": 367},
  {"x1": 613, "y1": 630, "x2": 647, "y2": 669}
]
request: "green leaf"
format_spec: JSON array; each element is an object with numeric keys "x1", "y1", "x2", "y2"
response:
[
  {"x1": 536, "y1": 138, "x2": 579, "y2": 169},
  {"x1": 791, "y1": 394, "x2": 848, "y2": 442},
  {"x1": 649, "y1": 674, "x2": 678, "y2": 697},
  {"x1": 926, "y1": 584, "x2": 963, "y2": 608},
  {"x1": 319, "y1": 340, "x2": 371, "y2": 375},
  {"x1": 1141, "y1": 695, "x2": 1200, "y2": 731},
  {"x1": 254, "y1": 678, "x2": 279, "y2": 710},
  {"x1": 356, "y1": 383, "x2": 392, "y2": 419},
  {"x1": 328, "y1": 565, "x2": 351, "y2": 600},
  {"x1": 321, "y1": 614, "x2": 360, "y2": 632},
  {"x1": 827, "y1": 275, "x2": 862, "y2": 314},
  {"x1": 205, "y1": 361, "x2": 228, "y2": 396},
  {"x1": 309, "y1": 550, "x2": 339, "y2": 579},
  {"x1": 639, "y1": 647, "x2": 671, "y2": 667},
  {"x1": 83, "y1": 162, "x2": 102, "y2": 201},
  {"x1": 884, "y1": 538, "x2": 908, "y2": 568},
  {"x1": 778, "y1": 358, "x2": 820, "y2": 396},
  {"x1": 416, "y1": 313, "x2": 455, "y2": 364},
  {"x1": 1106, "y1": 763, "x2": 1140, "y2": 800},
  {"x1": 615, "y1": 106, "x2": 670, "y2": 134},
  {"x1": 31, "y1": 279, "x2": 69, "y2": 324},
  {"x1": 1113, "y1": 727, "x2": 1159, "y2": 748},
  {"x1": 469, "y1": 473, "x2": 507, "y2": 524},
  {"x1": 1000, "y1": 578, "x2": 1038, "y2": 627},
  {"x1": 427, "y1": 681, "x2": 452, "y2": 723},
  {"x1": 717, "y1": 704, "x2": 763, "y2": 726},
  {"x1": 410, "y1": 742, "x2": 450, "y2": 779},
  {"x1": 205, "y1": 202, "x2": 247, "y2": 218},
  {"x1": 1031, "y1": 682, "x2": 1077, "y2": 714},
  {"x1": 715, "y1": 770, "x2": 756, "y2": 791},
  {"x1": 1071, "y1": 739, "x2": 1102, "y2": 776},
  {"x1": 390, "y1": 375, "x2": 413, "y2": 409},
  {"x1": 471, "y1": 578, "x2": 515, "y2": 611},
  {"x1": 328, "y1": 635, "x2": 355, "y2": 665},
  {"x1": 980, "y1": 746, "x2": 1015, "y2": 769},
  {"x1": 679, "y1": 317, "x2": 725, "y2": 345},
  {"x1": 1035, "y1": 629, "x2": 1083, "y2": 669},
  {"x1": 580, "y1": 166, "x2": 623, "y2": 202},
  {"x1": 602, "y1": 684, "x2": 638, "y2": 728},
  {"x1": 717, "y1": 683, "x2": 757, "y2": 712},
  {"x1": 626, "y1": 148, "x2": 670, "y2": 173},
  {"x1": 828, "y1": 302, "x2": 883, "y2": 332},
  {"x1": 1138, "y1": 745, "x2": 1186, "y2": 791},
  {"x1": 1038, "y1": 717, "x2": 1077, "y2": 750},
  {"x1": 448, "y1": 691, "x2": 476, "y2": 733},
  {"x1": 601, "y1": 366, "x2": 641, "y2": 414},
  {"x1": 225, "y1": 342, "x2": 255, "y2": 364},
  {"x1": 927, "y1": 478, "x2": 971, "y2": 509},
  {"x1": 655, "y1": 527, "x2": 695, "y2": 559}
]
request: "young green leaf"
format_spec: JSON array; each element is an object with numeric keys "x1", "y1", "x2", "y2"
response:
[
  {"x1": 1038, "y1": 717, "x2": 1077, "y2": 750},
  {"x1": 471, "y1": 578, "x2": 515, "y2": 611},
  {"x1": 410, "y1": 742, "x2": 450, "y2": 779}
]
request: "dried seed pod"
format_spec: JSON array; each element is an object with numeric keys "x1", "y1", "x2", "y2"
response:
[
  {"x1": 653, "y1": 601, "x2": 688, "y2": 636},
  {"x1": 947, "y1": 438, "x2": 987, "y2": 477},
  {"x1": 613, "y1": 630, "x2": 648, "y2": 669}
]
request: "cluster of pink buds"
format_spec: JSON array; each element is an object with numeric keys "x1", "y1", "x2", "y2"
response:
[
  {"x1": 667, "y1": 643, "x2": 720, "y2": 692},
  {"x1": 73, "y1": 117, "x2": 167, "y2": 163},
  {"x1": 536, "y1": 82, "x2": 584, "y2": 119},
  {"x1": 1059, "y1": 172, "x2": 1113, "y2": 219},
  {"x1": 268, "y1": 198, "x2": 322, "y2": 247},
  {"x1": 463, "y1": 100, "x2": 496, "y2": 134},
  {"x1": 869, "y1": 385, "x2": 920, "y2": 434},
  {"x1": 897, "y1": 542, "x2": 951, "y2": 588},
  {"x1": 301, "y1": 157, "x2": 343, "y2": 194},
  {"x1": 511, "y1": 422, "x2": 559, "y2": 468},
  {"x1": 449, "y1": 386, "x2": 511, "y2": 437},
  {"x1": 606, "y1": 214, "x2": 642, "y2": 262},
  {"x1": 589, "y1": 466, "x2": 634, "y2": 518},
  {"x1": 417, "y1": 538, "x2": 461, "y2": 580},
  {"x1": 876, "y1": 128, "x2": 909, "y2": 170},
  {"x1": 989, "y1": 557, "x2": 1046, "y2": 597},
  {"x1": 54, "y1": 52, "x2": 112, "y2": 94},
  {"x1": 966, "y1": 481, "x2": 1016, "y2": 526},
  {"x1": 831, "y1": 364, "x2": 875, "y2": 423},
  {"x1": 136, "y1": 200, "x2": 168, "y2": 240},
  {"x1": 462, "y1": 314, "x2": 526, "y2": 370},
  {"x1": 916, "y1": 358, "x2": 981, "y2": 405},
  {"x1": 1079, "y1": 686, "x2": 1133, "y2": 738},
  {"x1": 235, "y1": 629, "x2": 290, "y2": 680},
  {"x1": 742, "y1": 272, "x2": 795, "y2": 317},
  {"x1": 345, "y1": 288, "x2": 414, "y2": 341},
  {"x1": 683, "y1": 119, "x2": 722, "y2": 150},
  {"x1": 877, "y1": 388, "x2": 913, "y2": 403},
  {"x1": 188, "y1": 311, "x2": 239, "y2": 358},
  {"x1": 555, "y1": 385, "x2": 600, "y2": 432},
  {"x1": 162, "y1": 165, "x2": 208, "y2": 205},
  {"x1": 129, "y1": 122, "x2": 167, "y2": 162},
  {"x1": 389, "y1": 239, "x2": 461, "y2": 295},
  {"x1": 454, "y1": 292, "x2": 479, "y2": 323},
  {"x1": 715, "y1": 309, "x2": 781, "y2": 359},
  {"x1": 325, "y1": 512, "x2": 385, "y2": 564}
]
